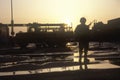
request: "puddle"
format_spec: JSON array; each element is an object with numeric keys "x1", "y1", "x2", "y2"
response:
[{"x1": 0, "y1": 48, "x2": 120, "y2": 76}]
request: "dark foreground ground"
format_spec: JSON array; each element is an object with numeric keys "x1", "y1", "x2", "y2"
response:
[
  {"x1": 0, "y1": 42, "x2": 120, "y2": 80},
  {"x1": 0, "y1": 68, "x2": 120, "y2": 80}
]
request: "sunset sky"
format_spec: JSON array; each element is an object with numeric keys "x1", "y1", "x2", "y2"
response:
[{"x1": 0, "y1": 0, "x2": 120, "y2": 30}]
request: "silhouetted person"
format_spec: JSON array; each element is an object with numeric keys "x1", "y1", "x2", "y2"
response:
[{"x1": 75, "y1": 17, "x2": 91, "y2": 70}]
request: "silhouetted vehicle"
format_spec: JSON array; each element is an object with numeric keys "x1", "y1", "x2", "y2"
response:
[
  {"x1": 0, "y1": 18, "x2": 120, "y2": 48},
  {"x1": 14, "y1": 23, "x2": 73, "y2": 48},
  {"x1": 91, "y1": 18, "x2": 120, "y2": 42}
]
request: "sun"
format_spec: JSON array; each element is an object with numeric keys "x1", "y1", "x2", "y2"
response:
[{"x1": 65, "y1": 19, "x2": 72, "y2": 27}]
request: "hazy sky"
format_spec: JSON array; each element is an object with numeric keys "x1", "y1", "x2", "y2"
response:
[{"x1": 0, "y1": 0, "x2": 120, "y2": 29}]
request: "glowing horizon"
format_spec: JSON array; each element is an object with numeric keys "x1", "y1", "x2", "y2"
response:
[{"x1": 0, "y1": 0, "x2": 120, "y2": 30}]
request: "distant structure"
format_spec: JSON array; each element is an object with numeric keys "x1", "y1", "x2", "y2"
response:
[
  {"x1": 108, "y1": 18, "x2": 120, "y2": 25},
  {"x1": 108, "y1": 18, "x2": 120, "y2": 29},
  {"x1": 14, "y1": 23, "x2": 73, "y2": 48},
  {"x1": 0, "y1": 23, "x2": 9, "y2": 46},
  {"x1": 0, "y1": 17, "x2": 120, "y2": 48},
  {"x1": 91, "y1": 18, "x2": 120, "y2": 42},
  {"x1": 0, "y1": 23, "x2": 9, "y2": 38},
  {"x1": 27, "y1": 23, "x2": 72, "y2": 32}
]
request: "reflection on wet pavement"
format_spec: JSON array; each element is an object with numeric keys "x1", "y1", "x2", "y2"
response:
[{"x1": 0, "y1": 46, "x2": 120, "y2": 76}]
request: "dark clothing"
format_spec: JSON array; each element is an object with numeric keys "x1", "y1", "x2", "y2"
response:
[
  {"x1": 75, "y1": 24, "x2": 89, "y2": 42},
  {"x1": 78, "y1": 41, "x2": 89, "y2": 53},
  {"x1": 75, "y1": 18, "x2": 90, "y2": 70},
  {"x1": 75, "y1": 24, "x2": 89, "y2": 50},
  {"x1": 75, "y1": 24, "x2": 90, "y2": 66}
]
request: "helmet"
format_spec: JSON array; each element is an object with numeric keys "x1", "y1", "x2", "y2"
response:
[{"x1": 80, "y1": 17, "x2": 86, "y2": 23}]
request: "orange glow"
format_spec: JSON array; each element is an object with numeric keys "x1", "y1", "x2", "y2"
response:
[
  {"x1": 0, "y1": 0, "x2": 120, "y2": 30},
  {"x1": 65, "y1": 19, "x2": 72, "y2": 27}
]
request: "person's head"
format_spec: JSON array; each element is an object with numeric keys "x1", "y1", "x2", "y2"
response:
[{"x1": 80, "y1": 17, "x2": 86, "y2": 24}]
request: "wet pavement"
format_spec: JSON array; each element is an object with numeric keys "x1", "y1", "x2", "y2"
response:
[{"x1": 0, "y1": 45, "x2": 120, "y2": 76}]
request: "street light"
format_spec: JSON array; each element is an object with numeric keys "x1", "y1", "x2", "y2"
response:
[{"x1": 11, "y1": 0, "x2": 14, "y2": 36}]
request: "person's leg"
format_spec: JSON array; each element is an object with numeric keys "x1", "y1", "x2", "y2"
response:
[
  {"x1": 83, "y1": 42, "x2": 89, "y2": 70},
  {"x1": 84, "y1": 42, "x2": 89, "y2": 63},
  {"x1": 84, "y1": 60, "x2": 88, "y2": 70},
  {"x1": 79, "y1": 42, "x2": 83, "y2": 70},
  {"x1": 79, "y1": 42, "x2": 83, "y2": 62}
]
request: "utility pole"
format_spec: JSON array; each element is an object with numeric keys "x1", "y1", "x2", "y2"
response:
[{"x1": 11, "y1": 0, "x2": 14, "y2": 36}]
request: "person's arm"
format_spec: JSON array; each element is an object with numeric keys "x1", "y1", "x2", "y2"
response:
[
  {"x1": 74, "y1": 26, "x2": 78, "y2": 33},
  {"x1": 88, "y1": 22, "x2": 92, "y2": 27}
]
